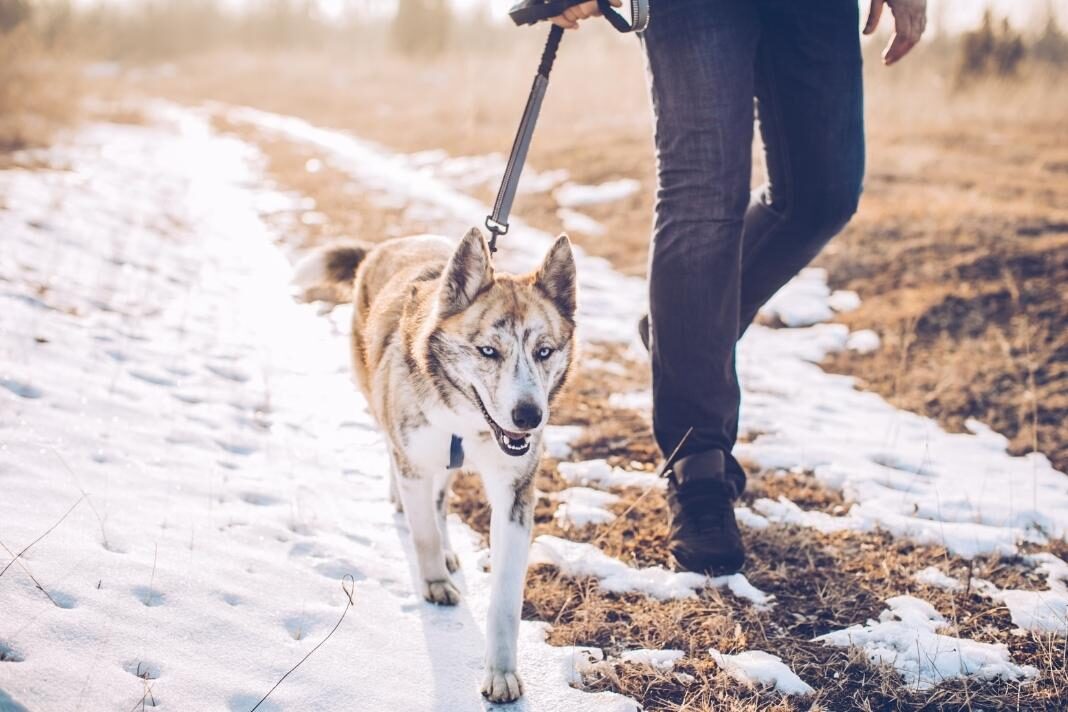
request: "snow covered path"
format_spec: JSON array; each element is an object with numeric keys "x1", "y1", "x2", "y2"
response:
[{"x1": 0, "y1": 110, "x2": 633, "y2": 711}]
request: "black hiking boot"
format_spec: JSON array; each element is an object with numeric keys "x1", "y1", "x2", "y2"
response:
[{"x1": 663, "y1": 449, "x2": 746, "y2": 575}]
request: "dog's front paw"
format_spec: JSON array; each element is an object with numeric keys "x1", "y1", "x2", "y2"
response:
[
  {"x1": 481, "y1": 668, "x2": 523, "y2": 703},
  {"x1": 444, "y1": 550, "x2": 461, "y2": 573},
  {"x1": 423, "y1": 578, "x2": 461, "y2": 606}
]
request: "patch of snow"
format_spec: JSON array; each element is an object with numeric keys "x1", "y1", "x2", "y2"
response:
[
  {"x1": 753, "y1": 496, "x2": 860, "y2": 534},
  {"x1": 553, "y1": 487, "x2": 621, "y2": 528},
  {"x1": 583, "y1": 357, "x2": 630, "y2": 376},
  {"x1": 759, "y1": 268, "x2": 836, "y2": 327},
  {"x1": 520, "y1": 168, "x2": 570, "y2": 194},
  {"x1": 846, "y1": 328, "x2": 881, "y2": 354},
  {"x1": 557, "y1": 207, "x2": 606, "y2": 236},
  {"x1": 815, "y1": 596, "x2": 1038, "y2": 689},
  {"x1": 736, "y1": 318, "x2": 1068, "y2": 557},
  {"x1": 912, "y1": 566, "x2": 963, "y2": 592},
  {"x1": 553, "y1": 179, "x2": 641, "y2": 208},
  {"x1": 0, "y1": 108, "x2": 636, "y2": 712},
  {"x1": 708, "y1": 649, "x2": 814, "y2": 696},
  {"x1": 607, "y1": 389, "x2": 652, "y2": 412},
  {"x1": 752, "y1": 495, "x2": 1029, "y2": 559},
  {"x1": 974, "y1": 554, "x2": 1068, "y2": 634},
  {"x1": 557, "y1": 459, "x2": 665, "y2": 490},
  {"x1": 530, "y1": 536, "x2": 772, "y2": 608},
  {"x1": 733, "y1": 506, "x2": 771, "y2": 530},
  {"x1": 401, "y1": 151, "x2": 567, "y2": 196},
  {"x1": 618, "y1": 649, "x2": 684, "y2": 671},
  {"x1": 828, "y1": 289, "x2": 861, "y2": 313},
  {"x1": 543, "y1": 424, "x2": 584, "y2": 459},
  {"x1": 531, "y1": 536, "x2": 708, "y2": 601}
]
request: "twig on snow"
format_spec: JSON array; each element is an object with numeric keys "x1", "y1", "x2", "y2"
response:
[
  {"x1": 248, "y1": 574, "x2": 357, "y2": 712},
  {"x1": 0, "y1": 494, "x2": 85, "y2": 579},
  {"x1": 0, "y1": 537, "x2": 61, "y2": 607}
]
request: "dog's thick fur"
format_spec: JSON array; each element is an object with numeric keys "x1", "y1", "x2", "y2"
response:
[{"x1": 295, "y1": 228, "x2": 576, "y2": 702}]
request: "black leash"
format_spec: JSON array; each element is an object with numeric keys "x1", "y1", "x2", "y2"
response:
[{"x1": 486, "y1": 0, "x2": 649, "y2": 253}]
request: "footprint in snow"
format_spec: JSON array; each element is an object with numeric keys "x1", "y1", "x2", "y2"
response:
[
  {"x1": 171, "y1": 390, "x2": 206, "y2": 405},
  {"x1": 49, "y1": 590, "x2": 78, "y2": 609},
  {"x1": 128, "y1": 369, "x2": 178, "y2": 388},
  {"x1": 206, "y1": 363, "x2": 250, "y2": 383},
  {"x1": 132, "y1": 586, "x2": 166, "y2": 607},
  {"x1": 282, "y1": 612, "x2": 334, "y2": 641},
  {"x1": 123, "y1": 660, "x2": 161, "y2": 680},
  {"x1": 869, "y1": 451, "x2": 937, "y2": 477},
  {"x1": 289, "y1": 541, "x2": 330, "y2": 559},
  {"x1": 0, "y1": 378, "x2": 42, "y2": 399},
  {"x1": 0, "y1": 690, "x2": 31, "y2": 712},
  {"x1": 214, "y1": 438, "x2": 258, "y2": 456},
  {"x1": 313, "y1": 559, "x2": 366, "y2": 582},
  {"x1": 239, "y1": 491, "x2": 282, "y2": 507},
  {"x1": 228, "y1": 695, "x2": 281, "y2": 712},
  {"x1": 0, "y1": 639, "x2": 25, "y2": 662}
]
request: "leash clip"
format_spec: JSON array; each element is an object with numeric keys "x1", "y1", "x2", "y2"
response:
[{"x1": 485, "y1": 217, "x2": 509, "y2": 254}]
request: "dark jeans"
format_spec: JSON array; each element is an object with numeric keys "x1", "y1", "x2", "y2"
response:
[{"x1": 643, "y1": 0, "x2": 865, "y2": 495}]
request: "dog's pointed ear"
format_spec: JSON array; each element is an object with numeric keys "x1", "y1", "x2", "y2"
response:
[
  {"x1": 535, "y1": 234, "x2": 576, "y2": 320},
  {"x1": 440, "y1": 227, "x2": 493, "y2": 317}
]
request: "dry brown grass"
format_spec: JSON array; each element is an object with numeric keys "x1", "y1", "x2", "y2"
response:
[{"x1": 0, "y1": 27, "x2": 81, "y2": 155}]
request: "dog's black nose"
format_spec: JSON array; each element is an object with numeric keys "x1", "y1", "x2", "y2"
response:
[{"x1": 511, "y1": 402, "x2": 542, "y2": 431}]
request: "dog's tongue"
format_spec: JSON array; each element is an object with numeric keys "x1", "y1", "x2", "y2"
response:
[{"x1": 501, "y1": 428, "x2": 528, "y2": 441}]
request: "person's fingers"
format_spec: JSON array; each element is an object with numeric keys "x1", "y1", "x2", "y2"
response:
[
  {"x1": 563, "y1": 7, "x2": 581, "y2": 22},
  {"x1": 593, "y1": 0, "x2": 623, "y2": 13},
  {"x1": 864, "y1": 0, "x2": 884, "y2": 35},
  {"x1": 883, "y1": 8, "x2": 925, "y2": 64},
  {"x1": 551, "y1": 16, "x2": 578, "y2": 29}
]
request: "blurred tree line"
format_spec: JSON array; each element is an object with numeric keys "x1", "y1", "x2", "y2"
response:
[
  {"x1": 2, "y1": 0, "x2": 1068, "y2": 66},
  {"x1": 957, "y1": 8, "x2": 1068, "y2": 83},
  {"x1": 0, "y1": 0, "x2": 456, "y2": 58}
]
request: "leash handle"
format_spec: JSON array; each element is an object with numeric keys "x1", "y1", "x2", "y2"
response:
[
  {"x1": 598, "y1": 0, "x2": 650, "y2": 33},
  {"x1": 486, "y1": 24, "x2": 564, "y2": 253},
  {"x1": 508, "y1": 0, "x2": 649, "y2": 32}
]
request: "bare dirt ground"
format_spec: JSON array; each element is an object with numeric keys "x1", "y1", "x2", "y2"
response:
[{"x1": 65, "y1": 31, "x2": 1068, "y2": 710}]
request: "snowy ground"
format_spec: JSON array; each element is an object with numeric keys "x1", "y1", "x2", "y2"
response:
[{"x1": 2, "y1": 102, "x2": 1066, "y2": 710}]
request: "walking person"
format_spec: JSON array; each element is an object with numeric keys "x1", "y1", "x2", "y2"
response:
[{"x1": 552, "y1": 0, "x2": 926, "y2": 574}]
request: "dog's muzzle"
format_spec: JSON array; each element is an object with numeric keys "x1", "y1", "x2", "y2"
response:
[{"x1": 472, "y1": 389, "x2": 532, "y2": 457}]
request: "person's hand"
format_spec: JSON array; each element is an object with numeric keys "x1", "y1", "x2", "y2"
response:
[
  {"x1": 864, "y1": 0, "x2": 927, "y2": 65},
  {"x1": 550, "y1": 0, "x2": 622, "y2": 30}
]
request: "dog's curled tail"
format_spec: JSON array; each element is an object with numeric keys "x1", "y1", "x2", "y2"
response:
[{"x1": 291, "y1": 242, "x2": 370, "y2": 304}]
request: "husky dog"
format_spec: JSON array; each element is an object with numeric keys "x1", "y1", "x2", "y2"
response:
[{"x1": 294, "y1": 228, "x2": 576, "y2": 702}]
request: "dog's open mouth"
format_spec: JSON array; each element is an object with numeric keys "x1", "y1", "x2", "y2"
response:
[{"x1": 472, "y1": 389, "x2": 531, "y2": 457}]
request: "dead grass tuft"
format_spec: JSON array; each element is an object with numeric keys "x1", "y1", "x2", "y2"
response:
[{"x1": 0, "y1": 27, "x2": 81, "y2": 153}]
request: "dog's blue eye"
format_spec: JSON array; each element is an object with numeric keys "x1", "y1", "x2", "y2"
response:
[
  {"x1": 535, "y1": 346, "x2": 554, "y2": 361},
  {"x1": 478, "y1": 346, "x2": 499, "y2": 358}
]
